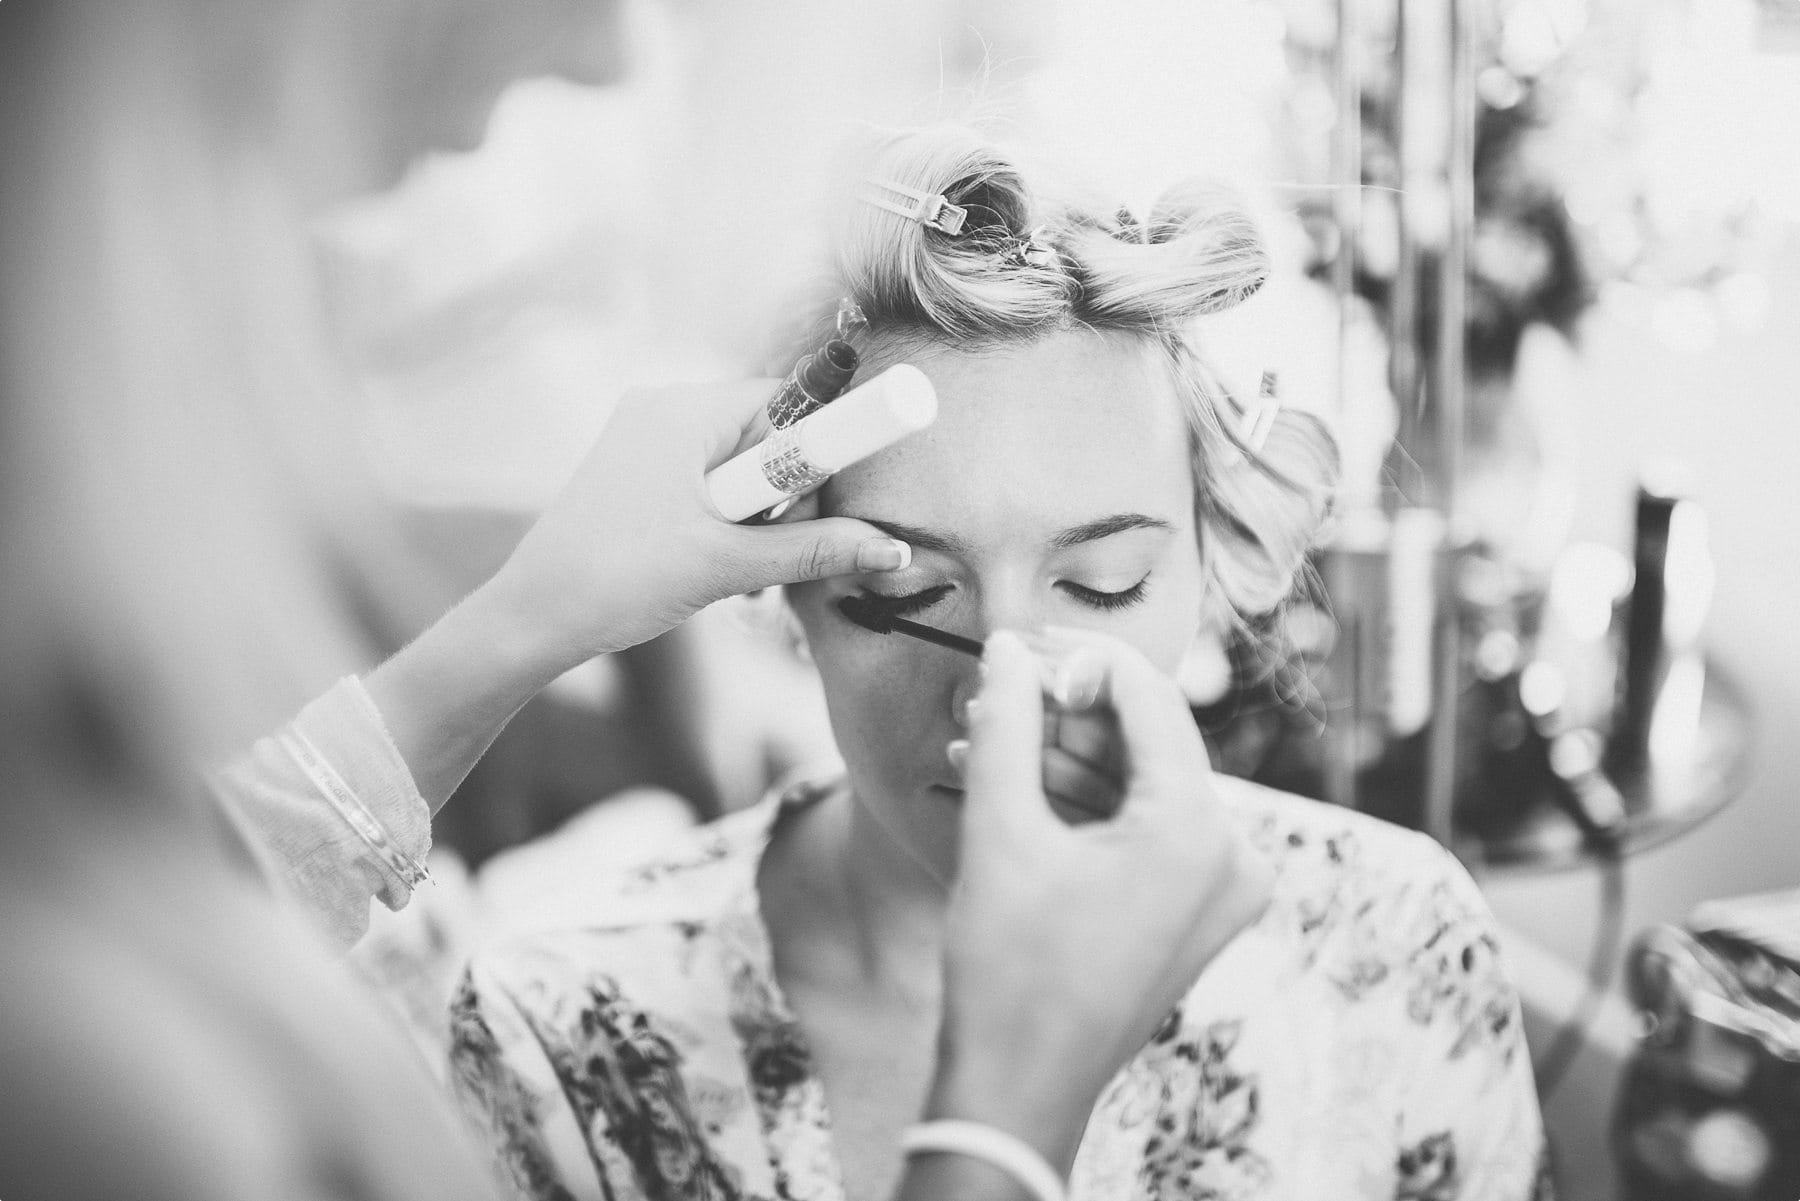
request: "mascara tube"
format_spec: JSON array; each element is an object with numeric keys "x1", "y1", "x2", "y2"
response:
[
  {"x1": 707, "y1": 364, "x2": 936, "y2": 522},
  {"x1": 766, "y1": 339, "x2": 860, "y2": 429}
]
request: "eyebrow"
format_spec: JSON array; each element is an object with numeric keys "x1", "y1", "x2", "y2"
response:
[{"x1": 845, "y1": 513, "x2": 1174, "y2": 555}]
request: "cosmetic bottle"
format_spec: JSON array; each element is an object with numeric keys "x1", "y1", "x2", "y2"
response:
[{"x1": 1606, "y1": 469, "x2": 1714, "y2": 791}]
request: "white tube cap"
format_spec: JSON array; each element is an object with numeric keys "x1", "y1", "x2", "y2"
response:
[
  {"x1": 798, "y1": 364, "x2": 936, "y2": 471},
  {"x1": 704, "y1": 364, "x2": 937, "y2": 522}
]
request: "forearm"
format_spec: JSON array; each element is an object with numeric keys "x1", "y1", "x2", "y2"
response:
[{"x1": 362, "y1": 570, "x2": 581, "y2": 813}]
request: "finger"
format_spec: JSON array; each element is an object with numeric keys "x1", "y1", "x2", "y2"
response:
[
  {"x1": 1046, "y1": 792, "x2": 1109, "y2": 826},
  {"x1": 717, "y1": 519, "x2": 912, "y2": 592},
  {"x1": 1036, "y1": 630, "x2": 1202, "y2": 806},
  {"x1": 767, "y1": 488, "x2": 822, "y2": 525},
  {"x1": 1048, "y1": 645, "x2": 1108, "y2": 712},
  {"x1": 1050, "y1": 708, "x2": 1124, "y2": 783},
  {"x1": 1069, "y1": 639, "x2": 1210, "y2": 809},
  {"x1": 949, "y1": 738, "x2": 1124, "y2": 822},
  {"x1": 1018, "y1": 632, "x2": 1108, "y2": 711},
  {"x1": 961, "y1": 630, "x2": 1052, "y2": 837},
  {"x1": 699, "y1": 378, "x2": 786, "y2": 463},
  {"x1": 1041, "y1": 748, "x2": 1125, "y2": 821}
]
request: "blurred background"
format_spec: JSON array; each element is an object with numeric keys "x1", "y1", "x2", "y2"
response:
[{"x1": 88, "y1": 0, "x2": 1796, "y2": 1197}]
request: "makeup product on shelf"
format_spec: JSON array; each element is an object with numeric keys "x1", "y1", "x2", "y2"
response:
[
  {"x1": 766, "y1": 339, "x2": 860, "y2": 429},
  {"x1": 1606, "y1": 471, "x2": 1714, "y2": 788},
  {"x1": 1313, "y1": 506, "x2": 1447, "y2": 829},
  {"x1": 1543, "y1": 724, "x2": 1629, "y2": 847},
  {"x1": 706, "y1": 364, "x2": 935, "y2": 522}
]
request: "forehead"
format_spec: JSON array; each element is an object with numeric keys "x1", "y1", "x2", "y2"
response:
[{"x1": 820, "y1": 329, "x2": 1196, "y2": 535}]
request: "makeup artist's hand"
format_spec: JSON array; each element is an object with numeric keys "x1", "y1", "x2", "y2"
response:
[
  {"x1": 364, "y1": 379, "x2": 909, "y2": 809},
  {"x1": 946, "y1": 639, "x2": 1127, "y2": 825},
  {"x1": 489, "y1": 379, "x2": 909, "y2": 662},
  {"x1": 928, "y1": 630, "x2": 1273, "y2": 1173}
]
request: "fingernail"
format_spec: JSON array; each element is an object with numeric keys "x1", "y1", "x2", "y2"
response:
[
  {"x1": 856, "y1": 538, "x2": 910, "y2": 572},
  {"x1": 1051, "y1": 659, "x2": 1101, "y2": 711},
  {"x1": 960, "y1": 696, "x2": 982, "y2": 725},
  {"x1": 945, "y1": 739, "x2": 970, "y2": 772}
]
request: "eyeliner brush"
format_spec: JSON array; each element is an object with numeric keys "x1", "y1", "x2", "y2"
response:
[{"x1": 836, "y1": 595, "x2": 984, "y2": 658}]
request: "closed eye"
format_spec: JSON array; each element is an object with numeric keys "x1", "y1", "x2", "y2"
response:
[
  {"x1": 853, "y1": 583, "x2": 954, "y2": 619},
  {"x1": 1058, "y1": 577, "x2": 1150, "y2": 612}
]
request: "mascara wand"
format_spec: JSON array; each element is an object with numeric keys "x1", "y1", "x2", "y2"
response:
[{"x1": 836, "y1": 595, "x2": 984, "y2": 657}]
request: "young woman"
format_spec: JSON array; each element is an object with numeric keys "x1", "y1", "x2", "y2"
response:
[{"x1": 449, "y1": 125, "x2": 1550, "y2": 1201}]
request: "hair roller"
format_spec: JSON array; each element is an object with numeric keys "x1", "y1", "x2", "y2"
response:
[
  {"x1": 832, "y1": 128, "x2": 1074, "y2": 340},
  {"x1": 1061, "y1": 182, "x2": 1270, "y2": 328}
]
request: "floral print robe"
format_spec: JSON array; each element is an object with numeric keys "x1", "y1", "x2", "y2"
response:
[{"x1": 447, "y1": 776, "x2": 1553, "y2": 1201}]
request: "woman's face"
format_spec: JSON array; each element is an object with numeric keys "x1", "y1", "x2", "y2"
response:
[{"x1": 788, "y1": 328, "x2": 1207, "y2": 850}]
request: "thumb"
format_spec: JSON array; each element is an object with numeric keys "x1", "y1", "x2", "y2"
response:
[
  {"x1": 961, "y1": 630, "x2": 1051, "y2": 837},
  {"x1": 1091, "y1": 644, "x2": 1210, "y2": 815},
  {"x1": 719, "y1": 517, "x2": 912, "y2": 592}
]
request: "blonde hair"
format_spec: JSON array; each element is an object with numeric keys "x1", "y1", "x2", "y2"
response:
[{"x1": 796, "y1": 124, "x2": 1339, "y2": 626}]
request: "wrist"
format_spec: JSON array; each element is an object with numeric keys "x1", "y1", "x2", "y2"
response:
[
  {"x1": 361, "y1": 573, "x2": 580, "y2": 810},
  {"x1": 899, "y1": 1122, "x2": 1066, "y2": 1201},
  {"x1": 925, "y1": 1020, "x2": 1098, "y2": 1175}
]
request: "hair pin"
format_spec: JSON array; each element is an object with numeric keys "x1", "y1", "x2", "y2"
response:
[
  {"x1": 861, "y1": 178, "x2": 968, "y2": 235},
  {"x1": 836, "y1": 298, "x2": 868, "y2": 338},
  {"x1": 1222, "y1": 371, "x2": 1281, "y2": 467},
  {"x1": 1007, "y1": 225, "x2": 1060, "y2": 269}
]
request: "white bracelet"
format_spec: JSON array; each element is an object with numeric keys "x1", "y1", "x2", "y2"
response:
[{"x1": 899, "y1": 1120, "x2": 1067, "y2": 1201}]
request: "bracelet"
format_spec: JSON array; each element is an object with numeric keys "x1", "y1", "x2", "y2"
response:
[
  {"x1": 899, "y1": 1121, "x2": 1067, "y2": 1201},
  {"x1": 280, "y1": 728, "x2": 433, "y2": 892}
]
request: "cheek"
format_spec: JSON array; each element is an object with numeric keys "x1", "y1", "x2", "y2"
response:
[{"x1": 1116, "y1": 578, "x2": 1205, "y2": 674}]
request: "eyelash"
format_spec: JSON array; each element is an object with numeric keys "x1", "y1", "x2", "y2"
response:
[
  {"x1": 853, "y1": 584, "x2": 953, "y2": 619},
  {"x1": 855, "y1": 577, "x2": 1151, "y2": 617},
  {"x1": 1060, "y1": 579, "x2": 1150, "y2": 611}
]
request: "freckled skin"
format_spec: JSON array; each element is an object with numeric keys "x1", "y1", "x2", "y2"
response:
[{"x1": 787, "y1": 327, "x2": 1208, "y2": 867}]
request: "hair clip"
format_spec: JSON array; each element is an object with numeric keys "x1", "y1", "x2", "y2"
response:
[
  {"x1": 836, "y1": 298, "x2": 868, "y2": 338},
  {"x1": 1006, "y1": 225, "x2": 1060, "y2": 269},
  {"x1": 1222, "y1": 372, "x2": 1281, "y2": 467},
  {"x1": 861, "y1": 178, "x2": 968, "y2": 235},
  {"x1": 1114, "y1": 206, "x2": 1148, "y2": 243}
]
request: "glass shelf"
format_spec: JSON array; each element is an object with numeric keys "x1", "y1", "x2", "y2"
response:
[{"x1": 1459, "y1": 661, "x2": 1755, "y2": 875}]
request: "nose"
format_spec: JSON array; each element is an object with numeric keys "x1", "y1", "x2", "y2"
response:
[
  {"x1": 972, "y1": 586, "x2": 1045, "y2": 649},
  {"x1": 947, "y1": 585, "x2": 1043, "y2": 730}
]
